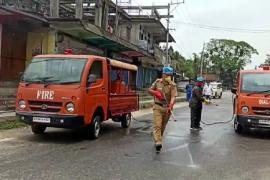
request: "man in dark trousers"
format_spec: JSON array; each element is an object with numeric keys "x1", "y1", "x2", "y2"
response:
[{"x1": 189, "y1": 77, "x2": 205, "y2": 131}]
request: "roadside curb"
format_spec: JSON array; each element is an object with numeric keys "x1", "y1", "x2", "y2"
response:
[
  {"x1": 139, "y1": 96, "x2": 186, "y2": 109},
  {"x1": 133, "y1": 101, "x2": 188, "y2": 118}
]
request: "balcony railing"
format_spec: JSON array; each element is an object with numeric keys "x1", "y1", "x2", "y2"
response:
[{"x1": 2, "y1": 0, "x2": 50, "y2": 16}]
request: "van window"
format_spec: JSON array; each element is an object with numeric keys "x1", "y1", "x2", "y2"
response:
[{"x1": 89, "y1": 60, "x2": 103, "y2": 79}]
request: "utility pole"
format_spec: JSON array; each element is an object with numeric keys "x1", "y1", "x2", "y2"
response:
[
  {"x1": 165, "y1": 3, "x2": 170, "y2": 66},
  {"x1": 200, "y1": 42, "x2": 206, "y2": 76},
  {"x1": 166, "y1": 0, "x2": 185, "y2": 66}
]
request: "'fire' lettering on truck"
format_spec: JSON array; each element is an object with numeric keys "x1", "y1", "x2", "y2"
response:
[
  {"x1": 259, "y1": 99, "x2": 269, "y2": 105},
  {"x1": 37, "y1": 90, "x2": 54, "y2": 100}
]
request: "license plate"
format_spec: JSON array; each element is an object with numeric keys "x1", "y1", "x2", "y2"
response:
[
  {"x1": 33, "y1": 117, "x2": 51, "y2": 123},
  {"x1": 259, "y1": 120, "x2": 270, "y2": 125}
]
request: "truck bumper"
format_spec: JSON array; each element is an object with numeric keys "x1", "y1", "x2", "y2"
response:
[
  {"x1": 16, "y1": 112, "x2": 85, "y2": 128},
  {"x1": 237, "y1": 115, "x2": 270, "y2": 128}
]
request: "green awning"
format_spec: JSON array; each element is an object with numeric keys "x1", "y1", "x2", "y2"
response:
[{"x1": 50, "y1": 19, "x2": 152, "y2": 58}]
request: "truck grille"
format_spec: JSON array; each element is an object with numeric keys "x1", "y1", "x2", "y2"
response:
[
  {"x1": 28, "y1": 101, "x2": 62, "y2": 113},
  {"x1": 252, "y1": 107, "x2": 270, "y2": 116}
]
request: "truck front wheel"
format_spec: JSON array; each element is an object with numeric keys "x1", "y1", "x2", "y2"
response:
[
  {"x1": 234, "y1": 118, "x2": 243, "y2": 134},
  {"x1": 88, "y1": 115, "x2": 101, "y2": 139},
  {"x1": 121, "y1": 114, "x2": 131, "y2": 128},
  {"x1": 31, "y1": 124, "x2": 46, "y2": 134}
]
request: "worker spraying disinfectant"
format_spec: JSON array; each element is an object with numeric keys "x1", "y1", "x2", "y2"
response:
[{"x1": 189, "y1": 77, "x2": 205, "y2": 131}]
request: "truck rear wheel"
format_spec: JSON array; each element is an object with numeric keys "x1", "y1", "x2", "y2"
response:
[
  {"x1": 88, "y1": 115, "x2": 101, "y2": 139},
  {"x1": 121, "y1": 114, "x2": 131, "y2": 128},
  {"x1": 31, "y1": 124, "x2": 46, "y2": 135}
]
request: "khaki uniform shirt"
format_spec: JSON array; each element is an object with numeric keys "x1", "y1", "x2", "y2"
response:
[{"x1": 150, "y1": 79, "x2": 178, "y2": 105}]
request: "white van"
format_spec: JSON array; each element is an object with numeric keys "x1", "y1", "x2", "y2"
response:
[{"x1": 210, "y1": 82, "x2": 223, "y2": 99}]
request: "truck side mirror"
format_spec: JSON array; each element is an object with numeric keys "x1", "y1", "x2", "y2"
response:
[
  {"x1": 231, "y1": 88, "x2": 237, "y2": 94},
  {"x1": 88, "y1": 74, "x2": 97, "y2": 84}
]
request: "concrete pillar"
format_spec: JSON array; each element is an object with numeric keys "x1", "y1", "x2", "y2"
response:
[
  {"x1": 75, "y1": 0, "x2": 84, "y2": 19},
  {"x1": 50, "y1": 0, "x2": 59, "y2": 17},
  {"x1": 95, "y1": 0, "x2": 102, "y2": 27},
  {"x1": 102, "y1": 2, "x2": 109, "y2": 30},
  {"x1": 47, "y1": 31, "x2": 56, "y2": 54}
]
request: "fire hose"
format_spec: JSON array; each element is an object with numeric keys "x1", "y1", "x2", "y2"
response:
[{"x1": 200, "y1": 94, "x2": 235, "y2": 126}]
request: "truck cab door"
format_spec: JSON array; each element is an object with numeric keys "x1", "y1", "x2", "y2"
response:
[{"x1": 85, "y1": 59, "x2": 108, "y2": 125}]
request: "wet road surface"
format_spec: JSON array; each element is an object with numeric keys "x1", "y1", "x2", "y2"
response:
[{"x1": 1, "y1": 92, "x2": 270, "y2": 180}]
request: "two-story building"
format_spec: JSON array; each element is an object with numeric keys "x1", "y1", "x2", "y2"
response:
[
  {"x1": 118, "y1": 16, "x2": 175, "y2": 88},
  {"x1": 0, "y1": 0, "x2": 175, "y2": 110}
]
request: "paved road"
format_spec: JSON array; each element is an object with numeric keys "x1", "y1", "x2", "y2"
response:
[{"x1": 1, "y1": 92, "x2": 270, "y2": 180}]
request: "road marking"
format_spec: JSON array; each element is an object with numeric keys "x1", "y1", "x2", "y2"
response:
[
  {"x1": 187, "y1": 148, "x2": 198, "y2": 168},
  {"x1": 162, "y1": 143, "x2": 188, "y2": 153},
  {"x1": 162, "y1": 160, "x2": 199, "y2": 169},
  {"x1": 0, "y1": 138, "x2": 16, "y2": 143},
  {"x1": 161, "y1": 143, "x2": 199, "y2": 168}
]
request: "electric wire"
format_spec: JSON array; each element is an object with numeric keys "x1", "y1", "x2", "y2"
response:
[{"x1": 172, "y1": 21, "x2": 270, "y2": 34}]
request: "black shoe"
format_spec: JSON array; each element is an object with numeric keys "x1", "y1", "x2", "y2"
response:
[
  {"x1": 197, "y1": 127, "x2": 203, "y2": 130},
  {"x1": 193, "y1": 127, "x2": 202, "y2": 131},
  {"x1": 155, "y1": 144, "x2": 162, "y2": 153}
]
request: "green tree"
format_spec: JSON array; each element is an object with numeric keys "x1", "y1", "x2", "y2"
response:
[
  {"x1": 265, "y1": 54, "x2": 270, "y2": 65},
  {"x1": 260, "y1": 54, "x2": 270, "y2": 67},
  {"x1": 169, "y1": 46, "x2": 196, "y2": 79},
  {"x1": 203, "y1": 39, "x2": 258, "y2": 87}
]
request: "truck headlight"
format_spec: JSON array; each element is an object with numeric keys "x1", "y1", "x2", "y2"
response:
[
  {"x1": 66, "y1": 102, "x2": 75, "y2": 113},
  {"x1": 241, "y1": 106, "x2": 249, "y2": 113},
  {"x1": 19, "y1": 100, "x2": 26, "y2": 109}
]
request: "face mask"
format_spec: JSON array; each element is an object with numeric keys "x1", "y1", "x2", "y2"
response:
[
  {"x1": 164, "y1": 76, "x2": 171, "y2": 82},
  {"x1": 196, "y1": 82, "x2": 204, "y2": 87}
]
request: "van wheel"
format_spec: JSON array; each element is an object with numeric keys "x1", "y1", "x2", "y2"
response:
[
  {"x1": 88, "y1": 115, "x2": 101, "y2": 139},
  {"x1": 219, "y1": 93, "x2": 222, "y2": 99},
  {"x1": 121, "y1": 114, "x2": 131, "y2": 128},
  {"x1": 234, "y1": 118, "x2": 243, "y2": 134},
  {"x1": 31, "y1": 124, "x2": 46, "y2": 134}
]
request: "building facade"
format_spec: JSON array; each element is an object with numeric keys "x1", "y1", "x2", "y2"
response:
[{"x1": 0, "y1": 0, "x2": 176, "y2": 106}]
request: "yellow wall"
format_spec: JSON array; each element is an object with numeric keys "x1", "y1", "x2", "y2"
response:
[{"x1": 26, "y1": 31, "x2": 56, "y2": 66}]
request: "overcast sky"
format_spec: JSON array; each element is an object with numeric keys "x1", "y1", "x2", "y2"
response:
[{"x1": 129, "y1": 0, "x2": 270, "y2": 69}]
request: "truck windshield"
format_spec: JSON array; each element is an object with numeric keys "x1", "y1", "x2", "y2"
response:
[
  {"x1": 241, "y1": 73, "x2": 270, "y2": 93},
  {"x1": 22, "y1": 58, "x2": 86, "y2": 85}
]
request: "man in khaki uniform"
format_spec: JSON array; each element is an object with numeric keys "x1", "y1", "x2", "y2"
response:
[{"x1": 148, "y1": 67, "x2": 177, "y2": 153}]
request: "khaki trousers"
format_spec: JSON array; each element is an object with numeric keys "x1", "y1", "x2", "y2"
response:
[{"x1": 153, "y1": 104, "x2": 170, "y2": 145}]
